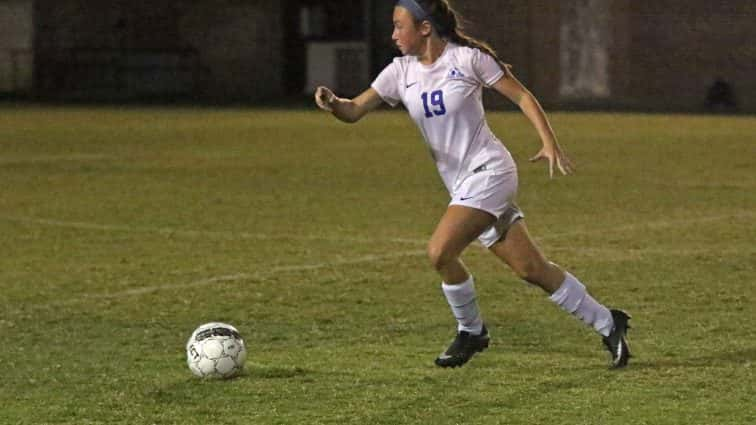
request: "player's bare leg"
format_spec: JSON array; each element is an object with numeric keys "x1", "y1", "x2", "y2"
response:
[
  {"x1": 487, "y1": 219, "x2": 563, "y2": 293},
  {"x1": 428, "y1": 205, "x2": 496, "y2": 367},
  {"x1": 428, "y1": 205, "x2": 494, "y2": 283},
  {"x1": 489, "y1": 220, "x2": 631, "y2": 368}
]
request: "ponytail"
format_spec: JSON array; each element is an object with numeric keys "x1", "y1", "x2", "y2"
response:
[
  {"x1": 449, "y1": 28, "x2": 513, "y2": 75},
  {"x1": 416, "y1": 0, "x2": 512, "y2": 75}
]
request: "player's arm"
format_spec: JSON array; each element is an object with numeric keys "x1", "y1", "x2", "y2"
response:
[
  {"x1": 491, "y1": 73, "x2": 574, "y2": 178},
  {"x1": 314, "y1": 87, "x2": 384, "y2": 124}
]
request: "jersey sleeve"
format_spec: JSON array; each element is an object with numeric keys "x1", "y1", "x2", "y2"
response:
[
  {"x1": 471, "y1": 48, "x2": 506, "y2": 88},
  {"x1": 370, "y1": 60, "x2": 402, "y2": 107}
]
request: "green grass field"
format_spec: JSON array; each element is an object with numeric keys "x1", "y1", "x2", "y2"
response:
[{"x1": 1, "y1": 106, "x2": 754, "y2": 424}]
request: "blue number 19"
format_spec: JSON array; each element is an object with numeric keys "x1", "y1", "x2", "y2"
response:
[{"x1": 421, "y1": 90, "x2": 446, "y2": 118}]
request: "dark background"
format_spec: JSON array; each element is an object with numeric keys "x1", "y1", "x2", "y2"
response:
[{"x1": 1, "y1": 0, "x2": 754, "y2": 112}]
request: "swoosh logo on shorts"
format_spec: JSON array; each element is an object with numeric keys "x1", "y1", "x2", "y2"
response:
[
  {"x1": 460, "y1": 195, "x2": 475, "y2": 201},
  {"x1": 405, "y1": 82, "x2": 418, "y2": 88}
]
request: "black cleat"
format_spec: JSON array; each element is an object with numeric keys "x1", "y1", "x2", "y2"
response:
[
  {"x1": 435, "y1": 325, "x2": 490, "y2": 368},
  {"x1": 602, "y1": 309, "x2": 632, "y2": 369}
]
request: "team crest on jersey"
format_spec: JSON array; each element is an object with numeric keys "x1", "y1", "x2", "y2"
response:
[{"x1": 447, "y1": 67, "x2": 465, "y2": 79}]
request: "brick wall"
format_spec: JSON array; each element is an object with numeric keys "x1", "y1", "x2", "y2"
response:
[
  {"x1": 617, "y1": 0, "x2": 756, "y2": 111},
  {"x1": 447, "y1": 0, "x2": 562, "y2": 109},
  {"x1": 0, "y1": 0, "x2": 33, "y2": 93},
  {"x1": 28, "y1": 0, "x2": 756, "y2": 110},
  {"x1": 458, "y1": 0, "x2": 756, "y2": 112},
  {"x1": 34, "y1": 0, "x2": 283, "y2": 101},
  {"x1": 177, "y1": 0, "x2": 283, "y2": 101}
]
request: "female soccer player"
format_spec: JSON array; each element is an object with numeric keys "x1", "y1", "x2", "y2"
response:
[{"x1": 314, "y1": 0, "x2": 631, "y2": 369}]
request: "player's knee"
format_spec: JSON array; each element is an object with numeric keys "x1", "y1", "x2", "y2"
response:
[{"x1": 427, "y1": 243, "x2": 456, "y2": 272}]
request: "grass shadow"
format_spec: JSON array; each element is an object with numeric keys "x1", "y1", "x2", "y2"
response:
[
  {"x1": 628, "y1": 347, "x2": 756, "y2": 370},
  {"x1": 244, "y1": 364, "x2": 311, "y2": 379}
]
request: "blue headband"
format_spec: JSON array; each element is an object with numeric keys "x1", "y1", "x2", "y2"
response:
[{"x1": 396, "y1": 0, "x2": 440, "y2": 31}]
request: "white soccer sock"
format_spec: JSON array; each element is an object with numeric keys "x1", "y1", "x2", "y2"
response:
[
  {"x1": 442, "y1": 275, "x2": 484, "y2": 335},
  {"x1": 549, "y1": 271, "x2": 614, "y2": 337}
]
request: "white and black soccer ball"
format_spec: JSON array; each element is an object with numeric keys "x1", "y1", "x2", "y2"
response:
[{"x1": 186, "y1": 322, "x2": 247, "y2": 379}]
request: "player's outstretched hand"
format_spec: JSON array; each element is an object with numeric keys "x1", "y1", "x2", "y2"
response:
[
  {"x1": 315, "y1": 86, "x2": 336, "y2": 112},
  {"x1": 530, "y1": 143, "x2": 575, "y2": 179}
]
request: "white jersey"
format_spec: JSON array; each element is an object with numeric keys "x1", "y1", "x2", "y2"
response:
[{"x1": 371, "y1": 42, "x2": 516, "y2": 193}]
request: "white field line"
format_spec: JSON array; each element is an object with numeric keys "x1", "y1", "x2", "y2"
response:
[
  {"x1": 0, "y1": 216, "x2": 427, "y2": 246},
  {"x1": 535, "y1": 211, "x2": 756, "y2": 242},
  {"x1": 31, "y1": 249, "x2": 427, "y2": 308},
  {"x1": 4, "y1": 210, "x2": 754, "y2": 310},
  {"x1": 0, "y1": 154, "x2": 113, "y2": 164},
  {"x1": 2, "y1": 210, "x2": 752, "y2": 249}
]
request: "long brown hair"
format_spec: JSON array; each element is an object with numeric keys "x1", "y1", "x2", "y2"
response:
[{"x1": 415, "y1": 0, "x2": 512, "y2": 74}]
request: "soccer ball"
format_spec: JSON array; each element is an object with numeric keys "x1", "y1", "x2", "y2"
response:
[{"x1": 186, "y1": 322, "x2": 247, "y2": 379}]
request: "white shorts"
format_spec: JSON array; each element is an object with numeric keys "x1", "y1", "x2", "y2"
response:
[{"x1": 449, "y1": 168, "x2": 524, "y2": 247}]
